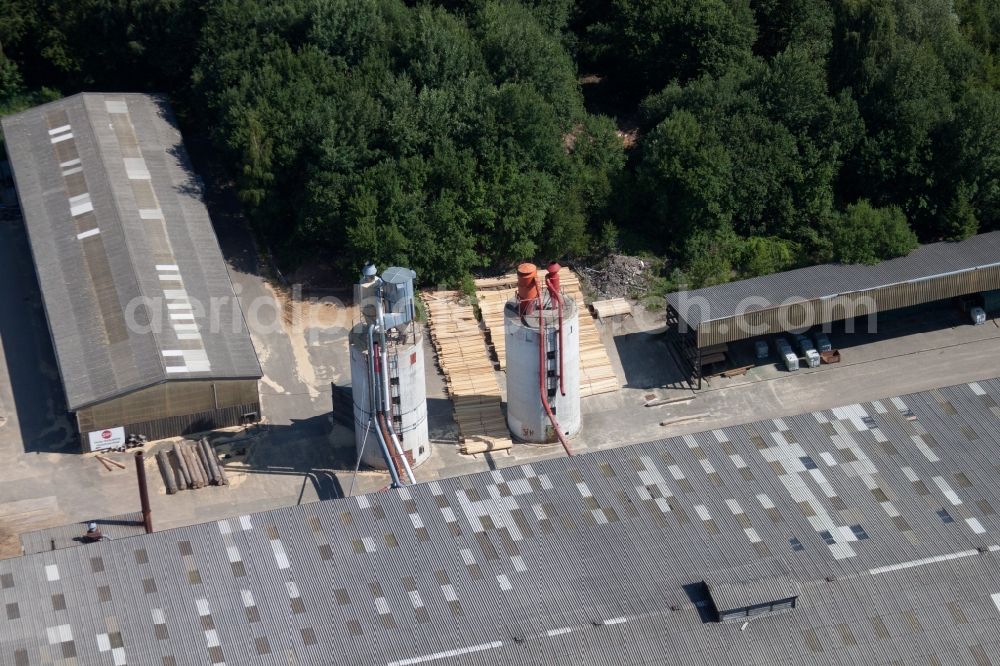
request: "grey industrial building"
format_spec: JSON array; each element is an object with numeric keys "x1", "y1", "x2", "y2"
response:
[
  {"x1": 2, "y1": 379, "x2": 1000, "y2": 664},
  {"x1": 1, "y1": 94, "x2": 261, "y2": 449},
  {"x1": 667, "y1": 231, "x2": 1000, "y2": 386}
]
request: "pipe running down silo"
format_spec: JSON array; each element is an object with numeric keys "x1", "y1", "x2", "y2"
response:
[{"x1": 506, "y1": 262, "x2": 580, "y2": 455}]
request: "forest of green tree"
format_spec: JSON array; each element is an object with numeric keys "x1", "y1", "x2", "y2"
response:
[{"x1": 2, "y1": 0, "x2": 999, "y2": 288}]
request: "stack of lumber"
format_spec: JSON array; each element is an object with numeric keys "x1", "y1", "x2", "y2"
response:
[
  {"x1": 591, "y1": 297, "x2": 632, "y2": 319},
  {"x1": 476, "y1": 289, "x2": 511, "y2": 366},
  {"x1": 423, "y1": 290, "x2": 512, "y2": 454},
  {"x1": 473, "y1": 267, "x2": 619, "y2": 397}
]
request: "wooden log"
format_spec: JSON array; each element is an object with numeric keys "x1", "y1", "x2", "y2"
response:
[
  {"x1": 460, "y1": 438, "x2": 513, "y2": 454},
  {"x1": 205, "y1": 440, "x2": 222, "y2": 485},
  {"x1": 200, "y1": 437, "x2": 227, "y2": 486},
  {"x1": 170, "y1": 451, "x2": 185, "y2": 490},
  {"x1": 176, "y1": 444, "x2": 197, "y2": 489},
  {"x1": 187, "y1": 441, "x2": 209, "y2": 488},
  {"x1": 211, "y1": 444, "x2": 229, "y2": 486},
  {"x1": 194, "y1": 438, "x2": 217, "y2": 485},
  {"x1": 171, "y1": 447, "x2": 192, "y2": 489},
  {"x1": 719, "y1": 364, "x2": 753, "y2": 378},
  {"x1": 644, "y1": 395, "x2": 695, "y2": 407},
  {"x1": 180, "y1": 443, "x2": 204, "y2": 489},
  {"x1": 95, "y1": 456, "x2": 114, "y2": 472},
  {"x1": 659, "y1": 414, "x2": 707, "y2": 427},
  {"x1": 156, "y1": 451, "x2": 177, "y2": 495},
  {"x1": 194, "y1": 441, "x2": 213, "y2": 487},
  {"x1": 95, "y1": 454, "x2": 125, "y2": 470},
  {"x1": 197, "y1": 438, "x2": 216, "y2": 485}
]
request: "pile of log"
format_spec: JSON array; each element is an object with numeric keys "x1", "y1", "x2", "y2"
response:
[
  {"x1": 474, "y1": 267, "x2": 620, "y2": 397},
  {"x1": 155, "y1": 438, "x2": 228, "y2": 495},
  {"x1": 423, "y1": 290, "x2": 512, "y2": 455}
]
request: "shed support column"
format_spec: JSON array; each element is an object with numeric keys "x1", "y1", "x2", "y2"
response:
[
  {"x1": 135, "y1": 451, "x2": 153, "y2": 534},
  {"x1": 696, "y1": 347, "x2": 702, "y2": 391}
]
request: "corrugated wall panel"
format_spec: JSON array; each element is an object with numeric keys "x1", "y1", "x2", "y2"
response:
[
  {"x1": 76, "y1": 380, "x2": 259, "y2": 444},
  {"x1": 76, "y1": 379, "x2": 259, "y2": 432}
]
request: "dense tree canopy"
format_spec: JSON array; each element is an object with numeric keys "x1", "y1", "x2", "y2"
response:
[
  {"x1": 578, "y1": 0, "x2": 1000, "y2": 284},
  {"x1": 2, "y1": 0, "x2": 999, "y2": 287}
]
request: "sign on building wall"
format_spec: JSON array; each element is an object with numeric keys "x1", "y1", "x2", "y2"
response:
[{"x1": 87, "y1": 426, "x2": 125, "y2": 452}]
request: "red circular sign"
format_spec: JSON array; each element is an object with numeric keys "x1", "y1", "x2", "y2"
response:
[{"x1": 101, "y1": 430, "x2": 112, "y2": 439}]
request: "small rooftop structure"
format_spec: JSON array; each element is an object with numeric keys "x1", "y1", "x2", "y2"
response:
[
  {"x1": 2, "y1": 93, "x2": 261, "y2": 444},
  {"x1": 704, "y1": 557, "x2": 801, "y2": 623}
]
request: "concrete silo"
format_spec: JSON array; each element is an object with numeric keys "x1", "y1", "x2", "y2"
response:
[
  {"x1": 349, "y1": 264, "x2": 430, "y2": 486},
  {"x1": 504, "y1": 262, "x2": 580, "y2": 453}
]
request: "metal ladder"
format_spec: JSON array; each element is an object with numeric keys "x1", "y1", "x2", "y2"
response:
[
  {"x1": 387, "y1": 351, "x2": 403, "y2": 437},
  {"x1": 546, "y1": 331, "x2": 558, "y2": 407}
]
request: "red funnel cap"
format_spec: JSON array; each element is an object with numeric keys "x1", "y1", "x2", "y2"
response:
[
  {"x1": 516, "y1": 263, "x2": 539, "y2": 315},
  {"x1": 545, "y1": 261, "x2": 562, "y2": 302}
]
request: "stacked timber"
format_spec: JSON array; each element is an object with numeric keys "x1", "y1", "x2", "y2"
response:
[
  {"x1": 423, "y1": 290, "x2": 512, "y2": 454},
  {"x1": 474, "y1": 267, "x2": 619, "y2": 397},
  {"x1": 591, "y1": 297, "x2": 632, "y2": 319},
  {"x1": 476, "y1": 289, "x2": 511, "y2": 366},
  {"x1": 158, "y1": 440, "x2": 229, "y2": 492}
]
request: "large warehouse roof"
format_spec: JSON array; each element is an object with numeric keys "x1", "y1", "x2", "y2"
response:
[
  {"x1": 3, "y1": 380, "x2": 1000, "y2": 664},
  {"x1": 667, "y1": 231, "x2": 1000, "y2": 331},
  {"x1": 2, "y1": 94, "x2": 261, "y2": 410}
]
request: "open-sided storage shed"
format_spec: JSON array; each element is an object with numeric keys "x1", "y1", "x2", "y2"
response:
[{"x1": 667, "y1": 232, "x2": 1000, "y2": 387}]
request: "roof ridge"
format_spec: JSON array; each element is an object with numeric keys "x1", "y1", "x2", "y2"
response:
[{"x1": 82, "y1": 93, "x2": 172, "y2": 385}]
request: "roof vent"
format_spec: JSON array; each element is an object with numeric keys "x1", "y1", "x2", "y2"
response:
[{"x1": 704, "y1": 558, "x2": 801, "y2": 624}]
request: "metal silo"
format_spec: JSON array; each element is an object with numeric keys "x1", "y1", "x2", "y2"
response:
[
  {"x1": 504, "y1": 262, "x2": 580, "y2": 451},
  {"x1": 348, "y1": 265, "x2": 430, "y2": 486}
]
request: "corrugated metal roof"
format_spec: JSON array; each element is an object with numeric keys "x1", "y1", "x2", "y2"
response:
[
  {"x1": 666, "y1": 231, "x2": 1000, "y2": 328},
  {"x1": 3, "y1": 379, "x2": 1000, "y2": 664},
  {"x1": 1, "y1": 94, "x2": 261, "y2": 410},
  {"x1": 19, "y1": 513, "x2": 147, "y2": 555}
]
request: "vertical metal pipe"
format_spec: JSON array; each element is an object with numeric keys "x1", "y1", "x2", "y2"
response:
[
  {"x1": 386, "y1": 419, "x2": 417, "y2": 484},
  {"x1": 135, "y1": 451, "x2": 153, "y2": 534},
  {"x1": 367, "y1": 324, "x2": 403, "y2": 488},
  {"x1": 375, "y1": 280, "x2": 393, "y2": 413}
]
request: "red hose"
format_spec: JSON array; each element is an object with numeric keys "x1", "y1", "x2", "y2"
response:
[
  {"x1": 545, "y1": 273, "x2": 565, "y2": 396},
  {"x1": 537, "y1": 279, "x2": 573, "y2": 456}
]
